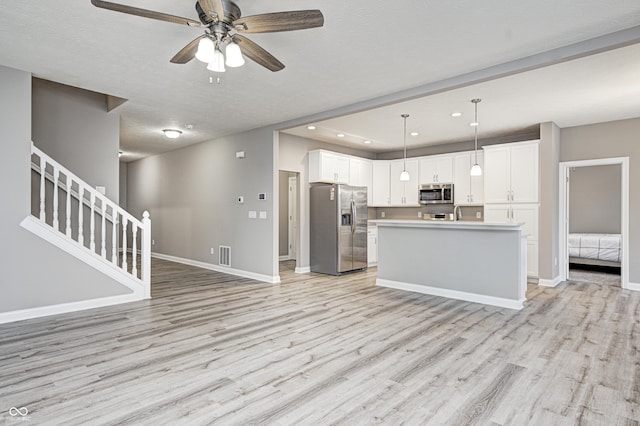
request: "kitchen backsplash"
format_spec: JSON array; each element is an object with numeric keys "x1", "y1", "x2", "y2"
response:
[{"x1": 368, "y1": 205, "x2": 484, "y2": 222}]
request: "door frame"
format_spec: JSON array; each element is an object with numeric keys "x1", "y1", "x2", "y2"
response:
[
  {"x1": 287, "y1": 176, "x2": 297, "y2": 261},
  {"x1": 558, "y1": 157, "x2": 629, "y2": 289}
]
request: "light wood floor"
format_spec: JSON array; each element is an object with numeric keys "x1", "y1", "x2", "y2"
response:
[{"x1": 1, "y1": 259, "x2": 639, "y2": 425}]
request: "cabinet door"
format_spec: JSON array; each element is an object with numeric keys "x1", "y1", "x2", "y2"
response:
[
  {"x1": 333, "y1": 153, "x2": 350, "y2": 184},
  {"x1": 418, "y1": 157, "x2": 437, "y2": 184},
  {"x1": 510, "y1": 142, "x2": 539, "y2": 203},
  {"x1": 469, "y1": 151, "x2": 484, "y2": 204},
  {"x1": 453, "y1": 153, "x2": 472, "y2": 205},
  {"x1": 435, "y1": 155, "x2": 453, "y2": 183},
  {"x1": 367, "y1": 226, "x2": 378, "y2": 264},
  {"x1": 483, "y1": 146, "x2": 511, "y2": 203},
  {"x1": 511, "y1": 203, "x2": 539, "y2": 241},
  {"x1": 483, "y1": 204, "x2": 511, "y2": 223},
  {"x1": 349, "y1": 158, "x2": 373, "y2": 202},
  {"x1": 403, "y1": 159, "x2": 420, "y2": 205},
  {"x1": 372, "y1": 161, "x2": 391, "y2": 206},
  {"x1": 389, "y1": 160, "x2": 405, "y2": 205}
]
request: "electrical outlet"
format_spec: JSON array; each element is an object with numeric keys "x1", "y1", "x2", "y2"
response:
[
  {"x1": 210, "y1": 248, "x2": 214, "y2": 255},
  {"x1": 152, "y1": 239, "x2": 155, "y2": 245},
  {"x1": 476, "y1": 212, "x2": 482, "y2": 219},
  {"x1": 418, "y1": 212, "x2": 422, "y2": 218},
  {"x1": 381, "y1": 211, "x2": 385, "y2": 218}
]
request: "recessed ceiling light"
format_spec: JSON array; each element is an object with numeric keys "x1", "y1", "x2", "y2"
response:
[
  {"x1": 451, "y1": 112, "x2": 462, "y2": 117},
  {"x1": 410, "y1": 132, "x2": 419, "y2": 136},
  {"x1": 337, "y1": 133, "x2": 345, "y2": 138},
  {"x1": 163, "y1": 129, "x2": 182, "y2": 139},
  {"x1": 469, "y1": 122, "x2": 479, "y2": 127},
  {"x1": 363, "y1": 140, "x2": 372, "y2": 144},
  {"x1": 307, "y1": 125, "x2": 316, "y2": 130}
]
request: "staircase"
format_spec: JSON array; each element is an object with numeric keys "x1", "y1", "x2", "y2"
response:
[{"x1": 23, "y1": 142, "x2": 151, "y2": 300}]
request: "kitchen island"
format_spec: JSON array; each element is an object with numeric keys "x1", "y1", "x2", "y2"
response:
[{"x1": 372, "y1": 220, "x2": 527, "y2": 310}]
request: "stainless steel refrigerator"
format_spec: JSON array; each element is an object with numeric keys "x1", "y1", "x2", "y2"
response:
[{"x1": 310, "y1": 184, "x2": 368, "y2": 275}]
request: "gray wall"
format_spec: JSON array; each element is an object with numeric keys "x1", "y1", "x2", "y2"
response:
[
  {"x1": 119, "y1": 162, "x2": 128, "y2": 209},
  {"x1": 32, "y1": 78, "x2": 120, "y2": 201},
  {"x1": 126, "y1": 127, "x2": 277, "y2": 279},
  {"x1": 569, "y1": 165, "x2": 621, "y2": 234},
  {"x1": 278, "y1": 132, "x2": 376, "y2": 269},
  {"x1": 0, "y1": 65, "x2": 130, "y2": 314},
  {"x1": 539, "y1": 122, "x2": 560, "y2": 281},
  {"x1": 560, "y1": 117, "x2": 640, "y2": 283}
]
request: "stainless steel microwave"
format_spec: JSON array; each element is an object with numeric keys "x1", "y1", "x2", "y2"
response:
[{"x1": 419, "y1": 183, "x2": 454, "y2": 204}]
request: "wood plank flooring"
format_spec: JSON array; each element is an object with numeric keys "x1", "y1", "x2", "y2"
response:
[{"x1": 0, "y1": 259, "x2": 639, "y2": 425}]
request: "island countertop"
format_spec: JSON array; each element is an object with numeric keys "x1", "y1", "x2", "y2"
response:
[{"x1": 369, "y1": 219, "x2": 524, "y2": 231}]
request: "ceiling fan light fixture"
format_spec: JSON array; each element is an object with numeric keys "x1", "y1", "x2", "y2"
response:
[
  {"x1": 163, "y1": 129, "x2": 182, "y2": 139},
  {"x1": 195, "y1": 37, "x2": 215, "y2": 63},
  {"x1": 207, "y1": 48, "x2": 226, "y2": 72},
  {"x1": 225, "y1": 42, "x2": 245, "y2": 67}
]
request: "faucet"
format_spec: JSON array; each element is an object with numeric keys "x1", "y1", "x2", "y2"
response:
[{"x1": 454, "y1": 205, "x2": 462, "y2": 221}]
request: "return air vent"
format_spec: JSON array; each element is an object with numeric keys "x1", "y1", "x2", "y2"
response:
[{"x1": 219, "y1": 246, "x2": 231, "y2": 267}]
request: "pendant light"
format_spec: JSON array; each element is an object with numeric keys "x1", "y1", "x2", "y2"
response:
[
  {"x1": 470, "y1": 98, "x2": 483, "y2": 176},
  {"x1": 400, "y1": 114, "x2": 410, "y2": 181}
]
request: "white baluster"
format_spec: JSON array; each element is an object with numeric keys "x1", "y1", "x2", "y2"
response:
[
  {"x1": 122, "y1": 217, "x2": 128, "y2": 271},
  {"x1": 65, "y1": 175, "x2": 72, "y2": 237},
  {"x1": 142, "y1": 211, "x2": 151, "y2": 299},
  {"x1": 90, "y1": 192, "x2": 96, "y2": 252},
  {"x1": 52, "y1": 168, "x2": 59, "y2": 230},
  {"x1": 132, "y1": 225, "x2": 138, "y2": 278},
  {"x1": 112, "y1": 210, "x2": 118, "y2": 265},
  {"x1": 101, "y1": 199, "x2": 107, "y2": 258},
  {"x1": 39, "y1": 156, "x2": 46, "y2": 221},
  {"x1": 78, "y1": 185, "x2": 84, "y2": 246}
]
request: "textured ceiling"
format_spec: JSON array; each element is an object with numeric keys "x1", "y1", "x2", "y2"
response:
[{"x1": 1, "y1": 1, "x2": 640, "y2": 160}]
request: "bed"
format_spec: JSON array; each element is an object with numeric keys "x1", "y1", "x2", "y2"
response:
[{"x1": 568, "y1": 233, "x2": 621, "y2": 268}]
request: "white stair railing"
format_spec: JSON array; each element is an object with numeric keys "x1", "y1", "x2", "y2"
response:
[{"x1": 30, "y1": 142, "x2": 151, "y2": 298}]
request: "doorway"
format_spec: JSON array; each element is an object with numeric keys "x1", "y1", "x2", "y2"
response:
[
  {"x1": 278, "y1": 170, "x2": 299, "y2": 273},
  {"x1": 559, "y1": 157, "x2": 629, "y2": 289}
]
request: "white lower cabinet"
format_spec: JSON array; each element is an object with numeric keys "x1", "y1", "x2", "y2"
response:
[
  {"x1": 367, "y1": 226, "x2": 378, "y2": 265},
  {"x1": 484, "y1": 203, "x2": 539, "y2": 278}
]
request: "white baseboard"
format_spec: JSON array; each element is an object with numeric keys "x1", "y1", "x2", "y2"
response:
[
  {"x1": 152, "y1": 252, "x2": 281, "y2": 284},
  {"x1": 538, "y1": 275, "x2": 562, "y2": 287},
  {"x1": 376, "y1": 279, "x2": 525, "y2": 310},
  {"x1": 295, "y1": 266, "x2": 311, "y2": 274},
  {"x1": 0, "y1": 293, "x2": 141, "y2": 324},
  {"x1": 279, "y1": 255, "x2": 290, "y2": 261},
  {"x1": 626, "y1": 281, "x2": 640, "y2": 291}
]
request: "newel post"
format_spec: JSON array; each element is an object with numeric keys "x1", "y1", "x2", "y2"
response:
[{"x1": 141, "y1": 211, "x2": 151, "y2": 299}]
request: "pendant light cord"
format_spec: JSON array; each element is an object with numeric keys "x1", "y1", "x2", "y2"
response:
[
  {"x1": 472, "y1": 99, "x2": 481, "y2": 164},
  {"x1": 402, "y1": 114, "x2": 409, "y2": 169}
]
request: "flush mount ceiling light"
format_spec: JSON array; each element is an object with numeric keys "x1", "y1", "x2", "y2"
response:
[
  {"x1": 451, "y1": 112, "x2": 462, "y2": 117},
  {"x1": 410, "y1": 132, "x2": 419, "y2": 136},
  {"x1": 363, "y1": 140, "x2": 372, "y2": 144},
  {"x1": 400, "y1": 114, "x2": 410, "y2": 182},
  {"x1": 163, "y1": 129, "x2": 183, "y2": 139},
  {"x1": 470, "y1": 98, "x2": 483, "y2": 177},
  {"x1": 337, "y1": 133, "x2": 345, "y2": 138},
  {"x1": 306, "y1": 125, "x2": 317, "y2": 130}
]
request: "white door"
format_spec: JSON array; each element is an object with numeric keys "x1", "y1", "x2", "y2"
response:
[
  {"x1": 483, "y1": 145, "x2": 511, "y2": 203},
  {"x1": 435, "y1": 155, "x2": 454, "y2": 183},
  {"x1": 403, "y1": 159, "x2": 420, "y2": 205},
  {"x1": 288, "y1": 176, "x2": 297, "y2": 260},
  {"x1": 469, "y1": 151, "x2": 484, "y2": 204},
  {"x1": 510, "y1": 142, "x2": 539, "y2": 203},
  {"x1": 389, "y1": 160, "x2": 406, "y2": 205},
  {"x1": 418, "y1": 157, "x2": 437, "y2": 184},
  {"x1": 484, "y1": 204, "x2": 511, "y2": 223},
  {"x1": 372, "y1": 161, "x2": 391, "y2": 206},
  {"x1": 453, "y1": 153, "x2": 471, "y2": 205}
]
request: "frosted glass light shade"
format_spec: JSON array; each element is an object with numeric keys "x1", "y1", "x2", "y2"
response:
[
  {"x1": 195, "y1": 37, "x2": 215, "y2": 63},
  {"x1": 470, "y1": 163, "x2": 482, "y2": 176},
  {"x1": 225, "y1": 42, "x2": 245, "y2": 67},
  {"x1": 163, "y1": 129, "x2": 182, "y2": 139},
  {"x1": 207, "y1": 49, "x2": 226, "y2": 72},
  {"x1": 400, "y1": 170, "x2": 410, "y2": 181}
]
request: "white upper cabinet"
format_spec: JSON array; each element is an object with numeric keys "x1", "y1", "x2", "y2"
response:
[
  {"x1": 349, "y1": 157, "x2": 373, "y2": 202},
  {"x1": 453, "y1": 151, "x2": 484, "y2": 205},
  {"x1": 372, "y1": 161, "x2": 391, "y2": 206},
  {"x1": 483, "y1": 140, "x2": 539, "y2": 204},
  {"x1": 418, "y1": 155, "x2": 453, "y2": 184},
  {"x1": 390, "y1": 159, "x2": 419, "y2": 205},
  {"x1": 308, "y1": 150, "x2": 350, "y2": 184}
]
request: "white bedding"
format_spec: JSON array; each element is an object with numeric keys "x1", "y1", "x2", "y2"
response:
[{"x1": 569, "y1": 233, "x2": 621, "y2": 263}]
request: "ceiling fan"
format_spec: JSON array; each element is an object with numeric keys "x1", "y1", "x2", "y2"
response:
[{"x1": 90, "y1": 0, "x2": 324, "y2": 72}]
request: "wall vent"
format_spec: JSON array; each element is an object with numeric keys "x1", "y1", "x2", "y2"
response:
[{"x1": 219, "y1": 246, "x2": 231, "y2": 267}]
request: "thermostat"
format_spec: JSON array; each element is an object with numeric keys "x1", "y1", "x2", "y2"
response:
[{"x1": 258, "y1": 193, "x2": 267, "y2": 200}]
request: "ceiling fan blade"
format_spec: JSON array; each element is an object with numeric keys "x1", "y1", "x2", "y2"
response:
[
  {"x1": 233, "y1": 10, "x2": 324, "y2": 33},
  {"x1": 90, "y1": 0, "x2": 201, "y2": 27},
  {"x1": 170, "y1": 36, "x2": 204, "y2": 64},
  {"x1": 197, "y1": 0, "x2": 224, "y2": 22},
  {"x1": 232, "y1": 35, "x2": 285, "y2": 72}
]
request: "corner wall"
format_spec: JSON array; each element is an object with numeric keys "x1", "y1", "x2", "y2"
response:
[
  {"x1": 539, "y1": 122, "x2": 560, "y2": 282},
  {"x1": 0, "y1": 66, "x2": 131, "y2": 318}
]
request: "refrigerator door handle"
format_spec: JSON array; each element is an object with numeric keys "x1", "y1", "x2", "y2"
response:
[{"x1": 351, "y1": 199, "x2": 356, "y2": 234}]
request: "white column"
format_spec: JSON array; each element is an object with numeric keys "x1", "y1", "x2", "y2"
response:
[{"x1": 142, "y1": 211, "x2": 151, "y2": 299}]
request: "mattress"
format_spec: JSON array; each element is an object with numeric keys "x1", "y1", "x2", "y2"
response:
[{"x1": 568, "y1": 233, "x2": 621, "y2": 263}]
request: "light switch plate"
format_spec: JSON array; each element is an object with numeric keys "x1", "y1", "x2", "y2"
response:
[
  {"x1": 259, "y1": 211, "x2": 267, "y2": 219},
  {"x1": 248, "y1": 211, "x2": 257, "y2": 219}
]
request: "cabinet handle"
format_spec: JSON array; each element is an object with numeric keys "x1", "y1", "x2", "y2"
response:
[
  {"x1": 470, "y1": 194, "x2": 473, "y2": 202},
  {"x1": 467, "y1": 195, "x2": 470, "y2": 202}
]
